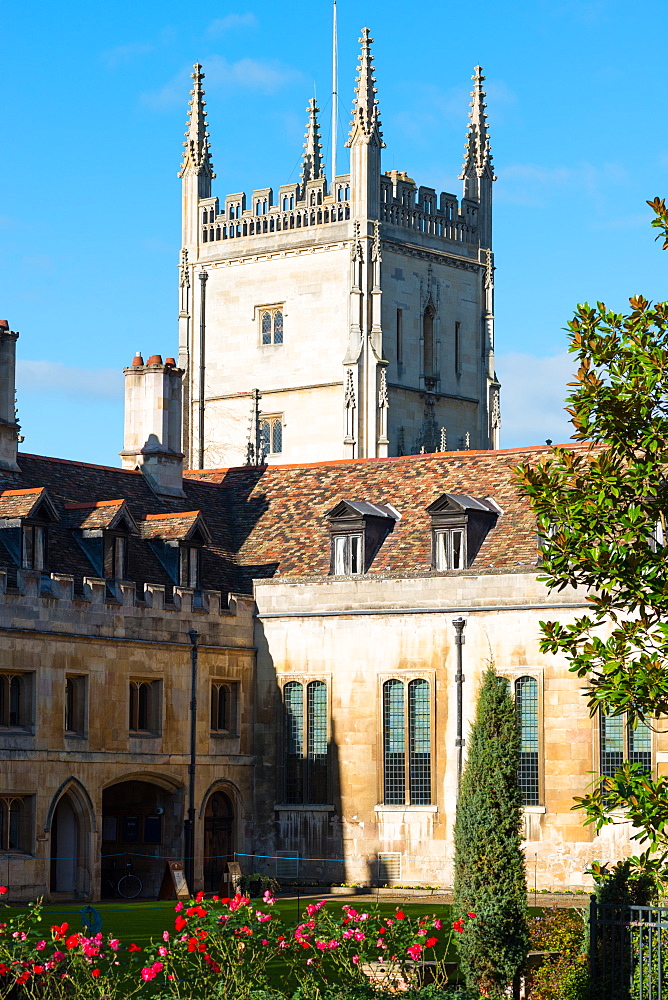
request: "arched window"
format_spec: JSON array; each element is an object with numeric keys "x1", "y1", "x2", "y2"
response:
[
  {"x1": 261, "y1": 312, "x2": 272, "y2": 345},
  {"x1": 0, "y1": 673, "x2": 32, "y2": 729},
  {"x1": 273, "y1": 311, "x2": 283, "y2": 344},
  {"x1": 284, "y1": 680, "x2": 328, "y2": 803},
  {"x1": 423, "y1": 305, "x2": 435, "y2": 378},
  {"x1": 515, "y1": 677, "x2": 539, "y2": 805}
]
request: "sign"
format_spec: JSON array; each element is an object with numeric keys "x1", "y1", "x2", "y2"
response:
[
  {"x1": 158, "y1": 861, "x2": 191, "y2": 900},
  {"x1": 226, "y1": 861, "x2": 242, "y2": 894}
]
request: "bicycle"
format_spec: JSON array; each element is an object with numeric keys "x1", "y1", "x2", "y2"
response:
[{"x1": 102, "y1": 857, "x2": 143, "y2": 899}]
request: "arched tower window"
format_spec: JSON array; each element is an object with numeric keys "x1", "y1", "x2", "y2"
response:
[
  {"x1": 273, "y1": 311, "x2": 283, "y2": 344},
  {"x1": 423, "y1": 304, "x2": 435, "y2": 378},
  {"x1": 515, "y1": 676, "x2": 539, "y2": 805}
]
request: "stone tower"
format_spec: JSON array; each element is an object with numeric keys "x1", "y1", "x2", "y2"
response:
[{"x1": 178, "y1": 33, "x2": 500, "y2": 469}]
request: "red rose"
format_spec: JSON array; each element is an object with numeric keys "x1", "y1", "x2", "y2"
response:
[
  {"x1": 467, "y1": 912, "x2": 477, "y2": 918},
  {"x1": 92, "y1": 969, "x2": 101, "y2": 978},
  {"x1": 395, "y1": 910, "x2": 406, "y2": 920},
  {"x1": 128, "y1": 944, "x2": 142, "y2": 953},
  {"x1": 426, "y1": 937, "x2": 438, "y2": 947},
  {"x1": 175, "y1": 916, "x2": 187, "y2": 932},
  {"x1": 0, "y1": 887, "x2": 7, "y2": 895}
]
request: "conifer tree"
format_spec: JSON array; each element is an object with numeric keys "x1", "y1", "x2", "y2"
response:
[{"x1": 453, "y1": 665, "x2": 529, "y2": 996}]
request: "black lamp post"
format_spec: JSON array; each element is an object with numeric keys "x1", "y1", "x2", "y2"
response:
[{"x1": 184, "y1": 629, "x2": 199, "y2": 894}]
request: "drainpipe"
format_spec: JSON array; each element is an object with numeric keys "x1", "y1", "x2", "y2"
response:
[
  {"x1": 185, "y1": 629, "x2": 200, "y2": 894},
  {"x1": 198, "y1": 272, "x2": 208, "y2": 469},
  {"x1": 452, "y1": 617, "x2": 466, "y2": 800}
]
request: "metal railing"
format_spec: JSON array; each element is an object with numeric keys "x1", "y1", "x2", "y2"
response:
[{"x1": 590, "y1": 895, "x2": 668, "y2": 1000}]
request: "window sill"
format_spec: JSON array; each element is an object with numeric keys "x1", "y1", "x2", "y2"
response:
[
  {"x1": 522, "y1": 805, "x2": 546, "y2": 815},
  {"x1": 211, "y1": 730, "x2": 238, "y2": 738},
  {"x1": 64, "y1": 732, "x2": 87, "y2": 740},
  {"x1": 0, "y1": 726, "x2": 33, "y2": 734},
  {"x1": 274, "y1": 804, "x2": 335, "y2": 812},
  {"x1": 129, "y1": 731, "x2": 162, "y2": 739},
  {"x1": 374, "y1": 804, "x2": 438, "y2": 813}
]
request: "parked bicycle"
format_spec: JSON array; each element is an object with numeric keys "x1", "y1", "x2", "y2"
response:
[{"x1": 101, "y1": 857, "x2": 143, "y2": 899}]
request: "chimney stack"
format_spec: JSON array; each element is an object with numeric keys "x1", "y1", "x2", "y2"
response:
[
  {"x1": 120, "y1": 353, "x2": 185, "y2": 497},
  {"x1": 0, "y1": 322, "x2": 20, "y2": 472}
]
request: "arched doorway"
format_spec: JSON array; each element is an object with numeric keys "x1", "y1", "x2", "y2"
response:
[
  {"x1": 203, "y1": 791, "x2": 234, "y2": 893},
  {"x1": 101, "y1": 779, "x2": 182, "y2": 899},
  {"x1": 50, "y1": 794, "x2": 80, "y2": 894}
]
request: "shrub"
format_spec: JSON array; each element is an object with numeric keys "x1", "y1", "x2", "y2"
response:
[
  {"x1": 453, "y1": 665, "x2": 529, "y2": 996},
  {"x1": 527, "y1": 907, "x2": 588, "y2": 1000}
]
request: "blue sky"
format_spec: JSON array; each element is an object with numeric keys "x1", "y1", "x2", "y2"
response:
[{"x1": 1, "y1": 0, "x2": 667, "y2": 465}]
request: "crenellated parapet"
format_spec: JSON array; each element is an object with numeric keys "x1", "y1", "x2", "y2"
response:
[
  {"x1": 0, "y1": 566, "x2": 255, "y2": 645},
  {"x1": 380, "y1": 171, "x2": 478, "y2": 246}
]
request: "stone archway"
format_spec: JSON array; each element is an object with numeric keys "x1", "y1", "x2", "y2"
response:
[
  {"x1": 48, "y1": 783, "x2": 93, "y2": 899},
  {"x1": 101, "y1": 779, "x2": 182, "y2": 899},
  {"x1": 203, "y1": 790, "x2": 234, "y2": 893}
]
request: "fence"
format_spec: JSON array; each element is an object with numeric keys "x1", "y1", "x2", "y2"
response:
[{"x1": 590, "y1": 896, "x2": 668, "y2": 1000}]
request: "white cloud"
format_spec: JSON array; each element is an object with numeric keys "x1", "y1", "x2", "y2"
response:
[
  {"x1": 17, "y1": 360, "x2": 122, "y2": 402},
  {"x1": 142, "y1": 55, "x2": 301, "y2": 110},
  {"x1": 496, "y1": 351, "x2": 576, "y2": 449},
  {"x1": 101, "y1": 41, "x2": 154, "y2": 69},
  {"x1": 206, "y1": 13, "x2": 258, "y2": 36}
]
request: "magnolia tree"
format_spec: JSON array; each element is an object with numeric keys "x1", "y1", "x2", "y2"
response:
[{"x1": 515, "y1": 198, "x2": 668, "y2": 877}]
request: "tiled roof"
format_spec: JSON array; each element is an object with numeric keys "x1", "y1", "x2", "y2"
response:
[
  {"x1": 185, "y1": 444, "x2": 581, "y2": 588},
  {"x1": 0, "y1": 486, "x2": 52, "y2": 519},
  {"x1": 140, "y1": 511, "x2": 209, "y2": 542},
  {"x1": 0, "y1": 443, "x2": 583, "y2": 597}
]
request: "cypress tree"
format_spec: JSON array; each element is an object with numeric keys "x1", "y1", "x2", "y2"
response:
[{"x1": 453, "y1": 665, "x2": 529, "y2": 996}]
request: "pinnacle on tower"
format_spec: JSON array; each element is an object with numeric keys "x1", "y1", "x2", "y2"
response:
[
  {"x1": 178, "y1": 63, "x2": 215, "y2": 179},
  {"x1": 459, "y1": 66, "x2": 495, "y2": 183},
  {"x1": 301, "y1": 98, "x2": 325, "y2": 186},
  {"x1": 346, "y1": 27, "x2": 385, "y2": 147}
]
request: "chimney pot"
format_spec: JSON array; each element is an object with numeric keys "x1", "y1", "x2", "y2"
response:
[
  {"x1": 132, "y1": 352, "x2": 144, "y2": 367},
  {"x1": 0, "y1": 321, "x2": 9, "y2": 331},
  {"x1": 147, "y1": 354, "x2": 163, "y2": 366},
  {"x1": 165, "y1": 357, "x2": 176, "y2": 367}
]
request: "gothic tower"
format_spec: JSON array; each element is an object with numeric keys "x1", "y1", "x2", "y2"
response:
[{"x1": 178, "y1": 32, "x2": 500, "y2": 468}]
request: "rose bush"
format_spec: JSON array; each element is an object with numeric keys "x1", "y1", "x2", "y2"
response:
[{"x1": 0, "y1": 889, "x2": 471, "y2": 998}]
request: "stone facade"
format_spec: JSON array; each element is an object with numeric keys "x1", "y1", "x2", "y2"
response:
[{"x1": 178, "y1": 34, "x2": 500, "y2": 469}]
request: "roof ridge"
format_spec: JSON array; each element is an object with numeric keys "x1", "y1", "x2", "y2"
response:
[
  {"x1": 0, "y1": 486, "x2": 45, "y2": 497},
  {"x1": 18, "y1": 452, "x2": 143, "y2": 474},
  {"x1": 64, "y1": 499, "x2": 127, "y2": 510},
  {"x1": 142, "y1": 510, "x2": 201, "y2": 521}
]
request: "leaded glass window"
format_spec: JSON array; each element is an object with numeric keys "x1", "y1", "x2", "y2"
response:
[
  {"x1": 515, "y1": 676, "x2": 539, "y2": 806},
  {"x1": 383, "y1": 679, "x2": 432, "y2": 806},
  {"x1": 261, "y1": 312, "x2": 272, "y2": 344},
  {"x1": 408, "y1": 679, "x2": 431, "y2": 805},
  {"x1": 383, "y1": 680, "x2": 405, "y2": 804},
  {"x1": 600, "y1": 709, "x2": 652, "y2": 781},
  {"x1": 273, "y1": 311, "x2": 283, "y2": 344},
  {"x1": 260, "y1": 416, "x2": 283, "y2": 457},
  {"x1": 259, "y1": 306, "x2": 285, "y2": 345},
  {"x1": 284, "y1": 680, "x2": 328, "y2": 804}
]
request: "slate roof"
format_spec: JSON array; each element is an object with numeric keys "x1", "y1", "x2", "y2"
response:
[{"x1": 0, "y1": 443, "x2": 583, "y2": 598}]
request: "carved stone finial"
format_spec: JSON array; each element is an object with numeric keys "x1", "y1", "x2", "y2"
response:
[
  {"x1": 180, "y1": 248, "x2": 190, "y2": 288},
  {"x1": 346, "y1": 27, "x2": 385, "y2": 148},
  {"x1": 179, "y1": 63, "x2": 216, "y2": 179},
  {"x1": 459, "y1": 65, "x2": 495, "y2": 184},
  {"x1": 301, "y1": 98, "x2": 325, "y2": 188},
  {"x1": 491, "y1": 389, "x2": 501, "y2": 429},
  {"x1": 378, "y1": 368, "x2": 388, "y2": 408},
  {"x1": 351, "y1": 220, "x2": 363, "y2": 262},
  {"x1": 372, "y1": 220, "x2": 382, "y2": 263}
]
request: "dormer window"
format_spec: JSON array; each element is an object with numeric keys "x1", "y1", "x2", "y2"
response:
[
  {"x1": 105, "y1": 533, "x2": 128, "y2": 580},
  {"x1": 140, "y1": 511, "x2": 211, "y2": 594},
  {"x1": 433, "y1": 526, "x2": 465, "y2": 571},
  {"x1": 180, "y1": 545, "x2": 200, "y2": 589},
  {"x1": 333, "y1": 533, "x2": 363, "y2": 575},
  {"x1": 23, "y1": 522, "x2": 47, "y2": 571},
  {"x1": 327, "y1": 501, "x2": 401, "y2": 576},
  {"x1": 427, "y1": 493, "x2": 501, "y2": 570},
  {"x1": 0, "y1": 488, "x2": 59, "y2": 582}
]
